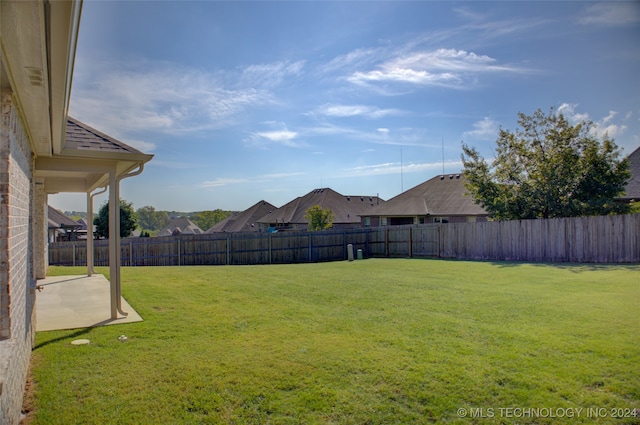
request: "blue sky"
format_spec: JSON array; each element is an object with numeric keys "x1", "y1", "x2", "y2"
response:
[{"x1": 50, "y1": 1, "x2": 640, "y2": 213}]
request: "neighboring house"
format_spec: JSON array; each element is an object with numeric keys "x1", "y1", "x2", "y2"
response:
[
  {"x1": 1, "y1": 2, "x2": 153, "y2": 422},
  {"x1": 256, "y1": 188, "x2": 385, "y2": 231},
  {"x1": 619, "y1": 146, "x2": 640, "y2": 203},
  {"x1": 206, "y1": 200, "x2": 276, "y2": 233},
  {"x1": 47, "y1": 206, "x2": 82, "y2": 242},
  {"x1": 157, "y1": 217, "x2": 203, "y2": 236},
  {"x1": 74, "y1": 217, "x2": 92, "y2": 240},
  {"x1": 360, "y1": 174, "x2": 489, "y2": 227}
]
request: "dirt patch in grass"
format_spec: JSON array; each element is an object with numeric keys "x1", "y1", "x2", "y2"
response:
[{"x1": 21, "y1": 352, "x2": 41, "y2": 424}]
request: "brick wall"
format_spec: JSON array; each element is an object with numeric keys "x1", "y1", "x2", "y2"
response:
[
  {"x1": 0, "y1": 92, "x2": 37, "y2": 425},
  {"x1": 34, "y1": 182, "x2": 47, "y2": 279}
]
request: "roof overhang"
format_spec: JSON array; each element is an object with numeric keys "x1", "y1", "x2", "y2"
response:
[
  {"x1": 0, "y1": 0, "x2": 82, "y2": 157},
  {"x1": 35, "y1": 150, "x2": 153, "y2": 194}
]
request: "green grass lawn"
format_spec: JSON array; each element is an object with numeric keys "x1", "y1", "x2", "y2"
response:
[{"x1": 30, "y1": 259, "x2": 639, "y2": 424}]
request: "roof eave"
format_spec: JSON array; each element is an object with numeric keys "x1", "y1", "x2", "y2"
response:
[
  {"x1": 49, "y1": 0, "x2": 83, "y2": 155},
  {"x1": 60, "y1": 146, "x2": 154, "y2": 163}
]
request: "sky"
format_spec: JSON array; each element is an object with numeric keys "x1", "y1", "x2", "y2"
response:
[{"x1": 49, "y1": 1, "x2": 640, "y2": 213}]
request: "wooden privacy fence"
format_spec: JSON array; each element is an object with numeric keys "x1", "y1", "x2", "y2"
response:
[
  {"x1": 439, "y1": 214, "x2": 640, "y2": 263},
  {"x1": 49, "y1": 214, "x2": 640, "y2": 266}
]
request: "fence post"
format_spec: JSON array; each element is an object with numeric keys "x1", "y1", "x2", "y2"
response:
[
  {"x1": 73, "y1": 243, "x2": 76, "y2": 267},
  {"x1": 130, "y1": 240, "x2": 133, "y2": 266},
  {"x1": 366, "y1": 228, "x2": 370, "y2": 257},
  {"x1": 226, "y1": 236, "x2": 230, "y2": 265},
  {"x1": 177, "y1": 238, "x2": 181, "y2": 266},
  {"x1": 306, "y1": 233, "x2": 310, "y2": 262},
  {"x1": 409, "y1": 226, "x2": 413, "y2": 258},
  {"x1": 385, "y1": 227, "x2": 389, "y2": 257},
  {"x1": 268, "y1": 233, "x2": 272, "y2": 264}
]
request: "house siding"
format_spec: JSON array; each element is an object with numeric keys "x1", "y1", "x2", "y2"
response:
[{"x1": 0, "y1": 92, "x2": 37, "y2": 425}]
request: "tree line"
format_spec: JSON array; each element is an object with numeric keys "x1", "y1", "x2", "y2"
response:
[{"x1": 90, "y1": 204, "x2": 235, "y2": 238}]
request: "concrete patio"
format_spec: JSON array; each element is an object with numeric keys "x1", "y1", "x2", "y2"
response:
[{"x1": 36, "y1": 274, "x2": 143, "y2": 332}]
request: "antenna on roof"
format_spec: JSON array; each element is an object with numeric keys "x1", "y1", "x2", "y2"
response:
[
  {"x1": 441, "y1": 136, "x2": 445, "y2": 174},
  {"x1": 400, "y1": 148, "x2": 404, "y2": 192}
]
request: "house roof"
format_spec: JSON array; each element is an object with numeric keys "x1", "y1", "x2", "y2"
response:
[
  {"x1": 622, "y1": 146, "x2": 640, "y2": 201},
  {"x1": 157, "y1": 217, "x2": 203, "y2": 237},
  {"x1": 75, "y1": 218, "x2": 90, "y2": 231},
  {"x1": 35, "y1": 117, "x2": 154, "y2": 194},
  {"x1": 206, "y1": 201, "x2": 276, "y2": 233},
  {"x1": 65, "y1": 117, "x2": 145, "y2": 156},
  {"x1": 364, "y1": 173, "x2": 487, "y2": 217},
  {"x1": 256, "y1": 188, "x2": 385, "y2": 225},
  {"x1": 47, "y1": 205, "x2": 81, "y2": 229}
]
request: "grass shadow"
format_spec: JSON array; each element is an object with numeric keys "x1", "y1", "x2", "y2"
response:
[{"x1": 33, "y1": 327, "x2": 96, "y2": 350}]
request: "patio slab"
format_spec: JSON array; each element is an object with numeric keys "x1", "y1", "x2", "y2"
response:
[{"x1": 36, "y1": 274, "x2": 143, "y2": 332}]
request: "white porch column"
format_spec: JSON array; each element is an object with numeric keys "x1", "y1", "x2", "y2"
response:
[
  {"x1": 108, "y1": 172, "x2": 121, "y2": 319},
  {"x1": 86, "y1": 192, "x2": 93, "y2": 276}
]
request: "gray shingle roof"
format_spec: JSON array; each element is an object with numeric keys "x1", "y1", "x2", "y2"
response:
[
  {"x1": 365, "y1": 174, "x2": 487, "y2": 217},
  {"x1": 622, "y1": 146, "x2": 640, "y2": 201},
  {"x1": 206, "y1": 201, "x2": 276, "y2": 233},
  {"x1": 256, "y1": 188, "x2": 385, "y2": 225},
  {"x1": 65, "y1": 117, "x2": 144, "y2": 154},
  {"x1": 157, "y1": 217, "x2": 203, "y2": 236},
  {"x1": 48, "y1": 205, "x2": 81, "y2": 229}
]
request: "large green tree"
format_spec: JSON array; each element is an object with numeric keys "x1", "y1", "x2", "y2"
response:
[
  {"x1": 136, "y1": 205, "x2": 170, "y2": 233},
  {"x1": 191, "y1": 209, "x2": 233, "y2": 232},
  {"x1": 304, "y1": 205, "x2": 334, "y2": 231},
  {"x1": 94, "y1": 199, "x2": 138, "y2": 238},
  {"x1": 462, "y1": 107, "x2": 630, "y2": 220}
]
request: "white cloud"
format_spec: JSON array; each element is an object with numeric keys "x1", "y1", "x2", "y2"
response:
[
  {"x1": 240, "y1": 60, "x2": 305, "y2": 88},
  {"x1": 314, "y1": 104, "x2": 403, "y2": 119},
  {"x1": 349, "y1": 68, "x2": 460, "y2": 87},
  {"x1": 578, "y1": 2, "x2": 640, "y2": 26},
  {"x1": 319, "y1": 48, "x2": 380, "y2": 75},
  {"x1": 244, "y1": 122, "x2": 302, "y2": 148},
  {"x1": 255, "y1": 130, "x2": 298, "y2": 144},
  {"x1": 463, "y1": 117, "x2": 499, "y2": 141},
  {"x1": 258, "y1": 172, "x2": 306, "y2": 180},
  {"x1": 558, "y1": 103, "x2": 627, "y2": 139},
  {"x1": 70, "y1": 58, "x2": 278, "y2": 137},
  {"x1": 201, "y1": 177, "x2": 248, "y2": 188},
  {"x1": 347, "y1": 48, "x2": 526, "y2": 90},
  {"x1": 343, "y1": 160, "x2": 462, "y2": 178},
  {"x1": 557, "y1": 103, "x2": 590, "y2": 123},
  {"x1": 201, "y1": 172, "x2": 306, "y2": 188}
]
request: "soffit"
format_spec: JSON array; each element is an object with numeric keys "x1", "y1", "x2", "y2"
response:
[
  {"x1": 0, "y1": 0, "x2": 82, "y2": 157},
  {"x1": 35, "y1": 155, "x2": 142, "y2": 194},
  {"x1": 0, "y1": 0, "x2": 52, "y2": 155}
]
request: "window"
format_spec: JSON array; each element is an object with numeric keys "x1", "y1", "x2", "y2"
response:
[{"x1": 389, "y1": 217, "x2": 414, "y2": 226}]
